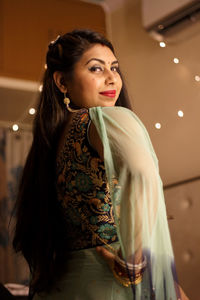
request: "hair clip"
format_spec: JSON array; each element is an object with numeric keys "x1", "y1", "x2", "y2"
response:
[{"x1": 48, "y1": 35, "x2": 61, "y2": 48}]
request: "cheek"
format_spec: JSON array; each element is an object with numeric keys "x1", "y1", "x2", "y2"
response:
[
  {"x1": 76, "y1": 80, "x2": 97, "y2": 104},
  {"x1": 90, "y1": 76, "x2": 100, "y2": 85},
  {"x1": 84, "y1": 77, "x2": 100, "y2": 94},
  {"x1": 118, "y1": 75, "x2": 123, "y2": 88},
  {"x1": 74, "y1": 73, "x2": 102, "y2": 100},
  {"x1": 76, "y1": 80, "x2": 89, "y2": 95},
  {"x1": 117, "y1": 78, "x2": 122, "y2": 95}
]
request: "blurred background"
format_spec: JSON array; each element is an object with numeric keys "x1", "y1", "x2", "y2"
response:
[{"x1": 0, "y1": 0, "x2": 199, "y2": 299}]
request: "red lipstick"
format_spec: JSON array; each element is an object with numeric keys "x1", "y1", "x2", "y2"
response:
[{"x1": 99, "y1": 90, "x2": 116, "y2": 98}]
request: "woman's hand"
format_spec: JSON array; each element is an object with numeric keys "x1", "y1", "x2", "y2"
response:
[
  {"x1": 96, "y1": 246, "x2": 115, "y2": 271},
  {"x1": 96, "y1": 247, "x2": 190, "y2": 300}
]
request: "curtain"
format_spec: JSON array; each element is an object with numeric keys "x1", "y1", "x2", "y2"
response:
[{"x1": 0, "y1": 127, "x2": 32, "y2": 284}]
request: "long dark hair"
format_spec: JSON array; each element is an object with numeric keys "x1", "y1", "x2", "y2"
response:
[{"x1": 13, "y1": 29, "x2": 132, "y2": 295}]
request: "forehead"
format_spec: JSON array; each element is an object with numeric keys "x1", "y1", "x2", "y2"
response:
[{"x1": 80, "y1": 44, "x2": 117, "y2": 64}]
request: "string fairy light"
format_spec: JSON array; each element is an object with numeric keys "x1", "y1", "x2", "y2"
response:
[
  {"x1": 155, "y1": 123, "x2": 161, "y2": 129},
  {"x1": 12, "y1": 124, "x2": 19, "y2": 131},
  {"x1": 159, "y1": 42, "x2": 166, "y2": 48},
  {"x1": 173, "y1": 58, "x2": 179, "y2": 64},
  {"x1": 178, "y1": 110, "x2": 184, "y2": 117},
  {"x1": 29, "y1": 108, "x2": 36, "y2": 115},
  {"x1": 39, "y1": 84, "x2": 43, "y2": 92}
]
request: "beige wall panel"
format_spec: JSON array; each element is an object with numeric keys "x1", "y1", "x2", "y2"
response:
[
  {"x1": 0, "y1": 0, "x2": 106, "y2": 81},
  {"x1": 164, "y1": 180, "x2": 200, "y2": 300}
]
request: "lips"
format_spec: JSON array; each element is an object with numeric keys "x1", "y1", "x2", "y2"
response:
[{"x1": 99, "y1": 90, "x2": 116, "y2": 98}]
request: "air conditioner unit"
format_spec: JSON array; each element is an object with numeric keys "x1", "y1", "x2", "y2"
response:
[{"x1": 141, "y1": 0, "x2": 200, "y2": 44}]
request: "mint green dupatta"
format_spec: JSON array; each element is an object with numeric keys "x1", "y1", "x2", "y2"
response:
[{"x1": 89, "y1": 106, "x2": 178, "y2": 299}]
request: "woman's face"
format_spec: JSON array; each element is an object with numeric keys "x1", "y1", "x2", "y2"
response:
[{"x1": 66, "y1": 44, "x2": 122, "y2": 108}]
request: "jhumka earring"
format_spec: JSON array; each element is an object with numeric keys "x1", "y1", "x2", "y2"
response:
[{"x1": 63, "y1": 93, "x2": 82, "y2": 113}]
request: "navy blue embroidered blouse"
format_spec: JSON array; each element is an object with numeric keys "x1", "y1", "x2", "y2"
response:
[{"x1": 56, "y1": 109, "x2": 118, "y2": 251}]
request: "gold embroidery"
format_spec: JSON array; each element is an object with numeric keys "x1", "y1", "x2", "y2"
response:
[{"x1": 56, "y1": 109, "x2": 118, "y2": 251}]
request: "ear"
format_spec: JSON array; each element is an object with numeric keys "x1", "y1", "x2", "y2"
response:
[{"x1": 53, "y1": 71, "x2": 67, "y2": 93}]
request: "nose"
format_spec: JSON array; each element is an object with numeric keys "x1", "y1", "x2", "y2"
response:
[{"x1": 105, "y1": 69, "x2": 117, "y2": 85}]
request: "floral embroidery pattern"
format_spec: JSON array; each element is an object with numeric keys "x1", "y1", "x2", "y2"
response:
[
  {"x1": 97, "y1": 224, "x2": 117, "y2": 240},
  {"x1": 75, "y1": 173, "x2": 93, "y2": 192},
  {"x1": 56, "y1": 109, "x2": 118, "y2": 250}
]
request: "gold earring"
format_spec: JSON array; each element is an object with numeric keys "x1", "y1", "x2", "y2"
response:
[{"x1": 63, "y1": 93, "x2": 81, "y2": 113}]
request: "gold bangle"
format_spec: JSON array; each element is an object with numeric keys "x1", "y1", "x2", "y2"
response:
[{"x1": 112, "y1": 263, "x2": 143, "y2": 287}]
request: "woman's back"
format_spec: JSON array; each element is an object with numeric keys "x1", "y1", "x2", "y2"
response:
[
  {"x1": 33, "y1": 110, "x2": 129, "y2": 300},
  {"x1": 56, "y1": 109, "x2": 118, "y2": 251}
]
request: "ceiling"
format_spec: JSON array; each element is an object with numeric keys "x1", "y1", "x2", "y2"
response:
[{"x1": 0, "y1": 0, "x2": 199, "y2": 186}]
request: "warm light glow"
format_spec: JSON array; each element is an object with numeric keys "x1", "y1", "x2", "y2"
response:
[
  {"x1": 155, "y1": 123, "x2": 161, "y2": 129},
  {"x1": 173, "y1": 58, "x2": 179, "y2": 64},
  {"x1": 39, "y1": 84, "x2": 43, "y2": 92},
  {"x1": 159, "y1": 42, "x2": 166, "y2": 48},
  {"x1": 12, "y1": 124, "x2": 19, "y2": 131},
  {"x1": 29, "y1": 108, "x2": 36, "y2": 115},
  {"x1": 178, "y1": 110, "x2": 184, "y2": 117},
  {"x1": 195, "y1": 75, "x2": 200, "y2": 82},
  {"x1": 44, "y1": 64, "x2": 47, "y2": 69}
]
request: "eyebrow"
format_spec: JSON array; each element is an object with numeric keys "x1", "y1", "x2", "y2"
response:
[{"x1": 85, "y1": 58, "x2": 119, "y2": 65}]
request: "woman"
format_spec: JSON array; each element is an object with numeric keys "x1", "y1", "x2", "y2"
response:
[{"x1": 13, "y1": 29, "x2": 188, "y2": 299}]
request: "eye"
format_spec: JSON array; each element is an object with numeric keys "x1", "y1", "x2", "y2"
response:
[
  {"x1": 111, "y1": 66, "x2": 120, "y2": 73},
  {"x1": 89, "y1": 66, "x2": 103, "y2": 72}
]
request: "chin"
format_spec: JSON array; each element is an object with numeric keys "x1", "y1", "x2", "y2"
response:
[{"x1": 101, "y1": 101, "x2": 116, "y2": 107}]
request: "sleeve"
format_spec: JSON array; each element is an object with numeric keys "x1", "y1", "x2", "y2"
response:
[{"x1": 89, "y1": 106, "x2": 179, "y2": 300}]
